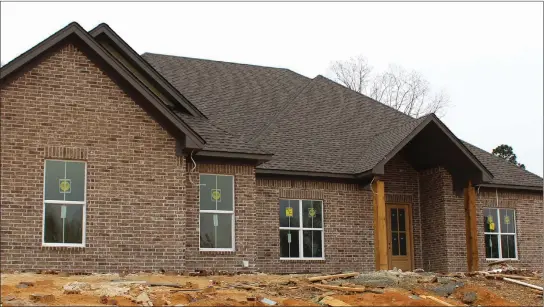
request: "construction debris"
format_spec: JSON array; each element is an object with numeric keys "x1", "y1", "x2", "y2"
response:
[
  {"x1": 260, "y1": 297, "x2": 277, "y2": 305},
  {"x1": 501, "y1": 277, "x2": 544, "y2": 291},
  {"x1": 29, "y1": 294, "x2": 55, "y2": 303},
  {"x1": 1, "y1": 268, "x2": 541, "y2": 306},
  {"x1": 307, "y1": 272, "x2": 359, "y2": 282}
]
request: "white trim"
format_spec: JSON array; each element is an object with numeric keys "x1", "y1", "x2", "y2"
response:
[
  {"x1": 200, "y1": 248, "x2": 235, "y2": 252},
  {"x1": 42, "y1": 242, "x2": 85, "y2": 248},
  {"x1": 280, "y1": 257, "x2": 325, "y2": 261},
  {"x1": 198, "y1": 174, "x2": 235, "y2": 251},
  {"x1": 42, "y1": 160, "x2": 87, "y2": 247},
  {"x1": 483, "y1": 208, "x2": 517, "y2": 260},
  {"x1": 200, "y1": 210, "x2": 234, "y2": 214},
  {"x1": 279, "y1": 199, "x2": 325, "y2": 260},
  {"x1": 44, "y1": 200, "x2": 85, "y2": 205}
]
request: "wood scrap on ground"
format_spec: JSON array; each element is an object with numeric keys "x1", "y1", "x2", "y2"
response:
[
  {"x1": 501, "y1": 277, "x2": 544, "y2": 292},
  {"x1": 307, "y1": 272, "x2": 359, "y2": 282},
  {"x1": 146, "y1": 282, "x2": 183, "y2": 288},
  {"x1": 312, "y1": 284, "x2": 382, "y2": 294},
  {"x1": 485, "y1": 273, "x2": 538, "y2": 280}
]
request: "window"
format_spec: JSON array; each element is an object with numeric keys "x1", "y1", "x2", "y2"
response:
[
  {"x1": 484, "y1": 208, "x2": 517, "y2": 259},
  {"x1": 279, "y1": 199, "x2": 324, "y2": 259},
  {"x1": 199, "y1": 174, "x2": 234, "y2": 250},
  {"x1": 42, "y1": 160, "x2": 86, "y2": 247}
]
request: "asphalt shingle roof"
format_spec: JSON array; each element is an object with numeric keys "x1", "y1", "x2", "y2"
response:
[
  {"x1": 175, "y1": 112, "x2": 270, "y2": 155},
  {"x1": 142, "y1": 53, "x2": 542, "y2": 188}
]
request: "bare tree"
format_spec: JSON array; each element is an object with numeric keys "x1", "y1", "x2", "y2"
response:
[
  {"x1": 329, "y1": 56, "x2": 449, "y2": 118},
  {"x1": 329, "y1": 55, "x2": 373, "y2": 93}
]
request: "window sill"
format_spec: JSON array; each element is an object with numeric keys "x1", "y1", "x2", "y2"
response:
[
  {"x1": 280, "y1": 258, "x2": 325, "y2": 261},
  {"x1": 42, "y1": 243, "x2": 85, "y2": 248},
  {"x1": 485, "y1": 258, "x2": 518, "y2": 261},
  {"x1": 199, "y1": 248, "x2": 235, "y2": 254}
]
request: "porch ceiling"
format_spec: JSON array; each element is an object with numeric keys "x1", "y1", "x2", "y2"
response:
[{"x1": 370, "y1": 115, "x2": 493, "y2": 190}]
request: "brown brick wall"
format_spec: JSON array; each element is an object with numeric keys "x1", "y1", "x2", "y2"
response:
[
  {"x1": 419, "y1": 167, "x2": 449, "y2": 272},
  {"x1": 1, "y1": 44, "x2": 186, "y2": 273},
  {"x1": 184, "y1": 162, "x2": 258, "y2": 272},
  {"x1": 256, "y1": 177, "x2": 374, "y2": 273},
  {"x1": 476, "y1": 188, "x2": 543, "y2": 270}
]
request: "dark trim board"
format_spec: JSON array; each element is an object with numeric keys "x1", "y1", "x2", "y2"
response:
[
  {"x1": 0, "y1": 22, "x2": 206, "y2": 150},
  {"x1": 256, "y1": 168, "x2": 358, "y2": 179},
  {"x1": 89, "y1": 23, "x2": 206, "y2": 118},
  {"x1": 477, "y1": 183, "x2": 543, "y2": 192},
  {"x1": 371, "y1": 114, "x2": 493, "y2": 183}
]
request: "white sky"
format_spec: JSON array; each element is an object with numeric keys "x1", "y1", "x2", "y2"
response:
[{"x1": 1, "y1": 2, "x2": 542, "y2": 176}]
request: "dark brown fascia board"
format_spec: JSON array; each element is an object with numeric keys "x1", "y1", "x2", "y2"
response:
[
  {"x1": 0, "y1": 22, "x2": 205, "y2": 149},
  {"x1": 370, "y1": 114, "x2": 493, "y2": 182},
  {"x1": 256, "y1": 168, "x2": 357, "y2": 179},
  {"x1": 1, "y1": 22, "x2": 79, "y2": 79},
  {"x1": 88, "y1": 23, "x2": 206, "y2": 119},
  {"x1": 476, "y1": 183, "x2": 543, "y2": 192},
  {"x1": 195, "y1": 150, "x2": 273, "y2": 163}
]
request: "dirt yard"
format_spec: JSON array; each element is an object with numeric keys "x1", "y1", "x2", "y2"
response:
[{"x1": 1, "y1": 269, "x2": 542, "y2": 306}]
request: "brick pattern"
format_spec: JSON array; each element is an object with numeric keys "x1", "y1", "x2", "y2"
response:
[
  {"x1": 184, "y1": 161, "x2": 258, "y2": 272},
  {"x1": 382, "y1": 155, "x2": 422, "y2": 270},
  {"x1": 256, "y1": 177, "x2": 374, "y2": 273},
  {"x1": 1, "y1": 44, "x2": 186, "y2": 273},
  {"x1": 419, "y1": 168, "x2": 449, "y2": 272},
  {"x1": 476, "y1": 188, "x2": 543, "y2": 270}
]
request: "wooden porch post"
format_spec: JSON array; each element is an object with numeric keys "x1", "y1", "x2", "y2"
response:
[
  {"x1": 373, "y1": 179, "x2": 388, "y2": 271},
  {"x1": 464, "y1": 181, "x2": 479, "y2": 271}
]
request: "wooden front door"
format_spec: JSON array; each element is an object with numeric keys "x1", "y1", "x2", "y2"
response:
[{"x1": 386, "y1": 204, "x2": 413, "y2": 271}]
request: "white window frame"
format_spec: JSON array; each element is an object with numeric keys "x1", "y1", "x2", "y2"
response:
[
  {"x1": 279, "y1": 199, "x2": 325, "y2": 260},
  {"x1": 42, "y1": 159, "x2": 87, "y2": 248},
  {"x1": 199, "y1": 174, "x2": 235, "y2": 252},
  {"x1": 484, "y1": 208, "x2": 518, "y2": 261}
]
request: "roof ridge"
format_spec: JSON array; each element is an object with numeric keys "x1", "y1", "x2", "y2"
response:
[
  {"x1": 316, "y1": 75, "x2": 416, "y2": 121},
  {"x1": 250, "y1": 77, "x2": 317, "y2": 144},
  {"x1": 142, "y1": 52, "x2": 300, "y2": 73}
]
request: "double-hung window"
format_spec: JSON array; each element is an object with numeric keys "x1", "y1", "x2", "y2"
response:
[
  {"x1": 279, "y1": 199, "x2": 324, "y2": 259},
  {"x1": 199, "y1": 174, "x2": 235, "y2": 251},
  {"x1": 42, "y1": 160, "x2": 86, "y2": 247},
  {"x1": 484, "y1": 208, "x2": 517, "y2": 259}
]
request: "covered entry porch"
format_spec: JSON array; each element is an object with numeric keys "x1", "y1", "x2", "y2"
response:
[{"x1": 363, "y1": 115, "x2": 493, "y2": 272}]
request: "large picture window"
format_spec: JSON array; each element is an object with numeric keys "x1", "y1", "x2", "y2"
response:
[
  {"x1": 42, "y1": 160, "x2": 86, "y2": 247},
  {"x1": 199, "y1": 174, "x2": 234, "y2": 251},
  {"x1": 279, "y1": 199, "x2": 324, "y2": 259},
  {"x1": 484, "y1": 208, "x2": 517, "y2": 259}
]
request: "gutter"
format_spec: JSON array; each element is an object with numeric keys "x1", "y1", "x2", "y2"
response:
[{"x1": 476, "y1": 183, "x2": 543, "y2": 192}]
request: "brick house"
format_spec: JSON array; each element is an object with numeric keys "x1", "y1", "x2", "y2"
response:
[{"x1": 1, "y1": 22, "x2": 542, "y2": 274}]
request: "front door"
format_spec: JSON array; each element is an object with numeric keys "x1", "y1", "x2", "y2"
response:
[{"x1": 386, "y1": 204, "x2": 413, "y2": 271}]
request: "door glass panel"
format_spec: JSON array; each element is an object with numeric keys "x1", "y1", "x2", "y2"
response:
[
  {"x1": 399, "y1": 232, "x2": 407, "y2": 255},
  {"x1": 390, "y1": 209, "x2": 398, "y2": 231},
  {"x1": 398, "y1": 209, "x2": 406, "y2": 231},
  {"x1": 391, "y1": 233, "x2": 399, "y2": 256}
]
